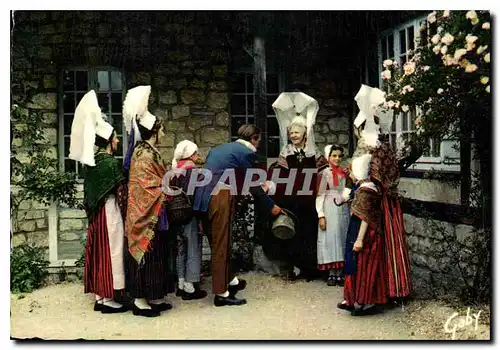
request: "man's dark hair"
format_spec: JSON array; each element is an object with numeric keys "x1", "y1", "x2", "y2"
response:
[
  {"x1": 95, "y1": 130, "x2": 115, "y2": 149},
  {"x1": 237, "y1": 124, "x2": 261, "y2": 142}
]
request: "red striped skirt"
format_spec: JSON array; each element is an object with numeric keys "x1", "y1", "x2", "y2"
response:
[
  {"x1": 84, "y1": 207, "x2": 115, "y2": 299},
  {"x1": 382, "y1": 196, "x2": 413, "y2": 298},
  {"x1": 344, "y1": 227, "x2": 388, "y2": 306}
]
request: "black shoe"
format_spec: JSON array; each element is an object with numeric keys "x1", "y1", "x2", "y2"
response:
[
  {"x1": 101, "y1": 304, "x2": 128, "y2": 314},
  {"x1": 228, "y1": 279, "x2": 247, "y2": 297},
  {"x1": 176, "y1": 289, "x2": 184, "y2": 297},
  {"x1": 94, "y1": 302, "x2": 103, "y2": 311},
  {"x1": 351, "y1": 305, "x2": 382, "y2": 316},
  {"x1": 327, "y1": 276, "x2": 337, "y2": 286},
  {"x1": 214, "y1": 295, "x2": 247, "y2": 307},
  {"x1": 182, "y1": 289, "x2": 208, "y2": 300},
  {"x1": 337, "y1": 301, "x2": 354, "y2": 311},
  {"x1": 148, "y1": 302, "x2": 173, "y2": 312},
  {"x1": 336, "y1": 276, "x2": 345, "y2": 287},
  {"x1": 132, "y1": 304, "x2": 161, "y2": 317}
]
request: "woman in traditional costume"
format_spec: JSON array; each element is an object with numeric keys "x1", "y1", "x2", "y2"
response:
[
  {"x1": 353, "y1": 84, "x2": 413, "y2": 301},
  {"x1": 170, "y1": 140, "x2": 207, "y2": 300},
  {"x1": 69, "y1": 90, "x2": 128, "y2": 314},
  {"x1": 266, "y1": 92, "x2": 328, "y2": 281},
  {"x1": 123, "y1": 85, "x2": 175, "y2": 317},
  {"x1": 338, "y1": 153, "x2": 388, "y2": 316},
  {"x1": 316, "y1": 145, "x2": 352, "y2": 286}
]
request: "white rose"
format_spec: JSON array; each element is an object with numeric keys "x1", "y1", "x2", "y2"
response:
[
  {"x1": 395, "y1": 101, "x2": 401, "y2": 109},
  {"x1": 441, "y1": 45, "x2": 449, "y2": 55},
  {"x1": 485, "y1": 53, "x2": 490, "y2": 63},
  {"x1": 431, "y1": 34, "x2": 441, "y2": 45},
  {"x1": 381, "y1": 70, "x2": 392, "y2": 80},
  {"x1": 454, "y1": 49, "x2": 467, "y2": 60},
  {"x1": 387, "y1": 100, "x2": 396, "y2": 108},
  {"x1": 466, "y1": 35, "x2": 479, "y2": 44},
  {"x1": 482, "y1": 22, "x2": 490, "y2": 30},
  {"x1": 427, "y1": 12, "x2": 437, "y2": 23},
  {"x1": 433, "y1": 45, "x2": 442, "y2": 54},
  {"x1": 383, "y1": 59, "x2": 394, "y2": 68},
  {"x1": 477, "y1": 45, "x2": 488, "y2": 54},
  {"x1": 465, "y1": 64, "x2": 478, "y2": 73},
  {"x1": 402, "y1": 105, "x2": 410, "y2": 113},
  {"x1": 437, "y1": 88, "x2": 444, "y2": 94},
  {"x1": 403, "y1": 62, "x2": 416, "y2": 75},
  {"x1": 423, "y1": 66, "x2": 431, "y2": 71},
  {"x1": 480, "y1": 76, "x2": 489, "y2": 85},
  {"x1": 466, "y1": 10, "x2": 479, "y2": 24},
  {"x1": 443, "y1": 10, "x2": 450, "y2": 17},
  {"x1": 441, "y1": 33, "x2": 455, "y2": 45},
  {"x1": 485, "y1": 85, "x2": 490, "y2": 93}
]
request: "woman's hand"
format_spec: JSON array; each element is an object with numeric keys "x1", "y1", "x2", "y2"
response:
[
  {"x1": 353, "y1": 239, "x2": 363, "y2": 252},
  {"x1": 319, "y1": 217, "x2": 327, "y2": 231},
  {"x1": 271, "y1": 205, "x2": 286, "y2": 216}
]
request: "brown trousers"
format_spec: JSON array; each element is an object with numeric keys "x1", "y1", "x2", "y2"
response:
[{"x1": 207, "y1": 189, "x2": 235, "y2": 295}]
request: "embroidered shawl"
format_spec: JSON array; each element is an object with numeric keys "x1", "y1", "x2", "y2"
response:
[
  {"x1": 125, "y1": 141, "x2": 167, "y2": 264},
  {"x1": 370, "y1": 141, "x2": 400, "y2": 191},
  {"x1": 83, "y1": 152, "x2": 125, "y2": 215},
  {"x1": 350, "y1": 186, "x2": 382, "y2": 232}
]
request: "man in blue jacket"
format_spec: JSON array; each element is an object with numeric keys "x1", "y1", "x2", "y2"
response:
[{"x1": 193, "y1": 124, "x2": 283, "y2": 307}]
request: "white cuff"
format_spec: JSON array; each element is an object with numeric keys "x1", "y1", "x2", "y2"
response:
[{"x1": 342, "y1": 188, "x2": 352, "y2": 201}]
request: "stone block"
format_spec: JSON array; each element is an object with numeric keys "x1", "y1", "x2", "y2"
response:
[
  {"x1": 59, "y1": 209, "x2": 86, "y2": 219},
  {"x1": 40, "y1": 128, "x2": 57, "y2": 145},
  {"x1": 42, "y1": 112, "x2": 57, "y2": 125},
  {"x1": 60, "y1": 231, "x2": 80, "y2": 241},
  {"x1": 11, "y1": 233, "x2": 26, "y2": 247},
  {"x1": 190, "y1": 79, "x2": 206, "y2": 90},
  {"x1": 36, "y1": 219, "x2": 47, "y2": 229},
  {"x1": 59, "y1": 219, "x2": 84, "y2": 231},
  {"x1": 159, "y1": 91, "x2": 177, "y2": 105},
  {"x1": 208, "y1": 81, "x2": 228, "y2": 91},
  {"x1": 215, "y1": 111, "x2": 229, "y2": 127},
  {"x1": 19, "y1": 220, "x2": 36, "y2": 232},
  {"x1": 212, "y1": 65, "x2": 228, "y2": 78},
  {"x1": 324, "y1": 99, "x2": 336, "y2": 107},
  {"x1": 455, "y1": 224, "x2": 476, "y2": 248},
  {"x1": 181, "y1": 69, "x2": 193, "y2": 76},
  {"x1": 187, "y1": 119, "x2": 212, "y2": 131},
  {"x1": 165, "y1": 120, "x2": 185, "y2": 132},
  {"x1": 194, "y1": 69, "x2": 210, "y2": 77},
  {"x1": 314, "y1": 133, "x2": 326, "y2": 143},
  {"x1": 43, "y1": 75, "x2": 57, "y2": 89},
  {"x1": 180, "y1": 90, "x2": 205, "y2": 104},
  {"x1": 199, "y1": 128, "x2": 228, "y2": 146},
  {"x1": 26, "y1": 231, "x2": 49, "y2": 248},
  {"x1": 337, "y1": 133, "x2": 349, "y2": 145},
  {"x1": 154, "y1": 64, "x2": 180, "y2": 75},
  {"x1": 207, "y1": 92, "x2": 228, "y2": 110},
  {"x1": 39, "y1": 46, "x2": 53, "y2": 60},
  {"x1": 131, "y1": 72, "x2": 151, "y2": 85},
  {"x1": 175, "y1": 132, "x2": 196, "y2": 144},
  {"x1": 411, "y1": 253, "x2": 427, "y2": 267},
  {"x1": 328, "y1": 117, "x2": 349, "y2": 132},
  {"x1": 172, "y1": 105, "x2": 190, "y2": 120},
  {"x1": 25, "y1": 210, "x2": 45, "y2": 220},
  {"x1": 159, "y1": 133, "x2": 175, "y2": 148},
  {"x1": 27, "y1": 93, "x2": 57, "y2": 110},
  {"x1": 326, "y1": 134, "x2": 338, "y2": 144},
  {"x1": 169, "y1": 78, "x2": 188, "y2": 90},
  {"x1": 154, "y1": 76, "x2": 167, "y2": 87}
]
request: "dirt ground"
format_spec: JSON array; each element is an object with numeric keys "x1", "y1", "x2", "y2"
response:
[{"x1": 10, "y1": 272, "x2": 490, "y2": 340}]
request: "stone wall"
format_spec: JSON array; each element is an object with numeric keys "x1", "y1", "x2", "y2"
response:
[{"x1": 404, "y1": 213, "x2": 480, "y2": 298}]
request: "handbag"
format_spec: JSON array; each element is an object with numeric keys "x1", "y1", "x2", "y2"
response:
[{"x1": 165, "y1": 186, "x2": 193, "y2": 226}]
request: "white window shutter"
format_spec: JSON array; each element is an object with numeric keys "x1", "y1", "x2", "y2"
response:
[{"x1": 441, "y1": 139, "x2": 460, "y2": 165}]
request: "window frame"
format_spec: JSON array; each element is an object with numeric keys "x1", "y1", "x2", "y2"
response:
[
  {"x1": 377, "y1": 17, "x2": 460, "y2": 173},
  {"x1": 58, "y1": 66, "x2": 128, "y2": 182},
  {"x1": 229, "y1": 67, "x2": 286, "y2": 165}
]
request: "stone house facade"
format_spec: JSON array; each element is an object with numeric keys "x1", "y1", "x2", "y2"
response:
[{"x1": 11, "y1": 11, "x2": 481, "y2": 298}]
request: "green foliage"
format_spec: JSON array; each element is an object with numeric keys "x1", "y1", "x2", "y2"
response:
[
  {"x1": 231, "y1": 195, "x2": 255, "y2": 272},
  {"x1": 10, "y1": 104, "x2": 80, "y2": 224},
  {"x1": 10, "y1": 244, "x2": 49, "y2": 293},
  {"x1": 74, "y1": 236, "x2": 86, "y2": 280}
]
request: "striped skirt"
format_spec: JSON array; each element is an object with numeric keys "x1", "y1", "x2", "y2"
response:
[
  {"x1": 382, "y1": 195, "x2": 413, "y2": 298},
  {"x1": 84, "y1": 202, "x2": 125, "y2": 299},
  {"x1": 344, "y1": 227, "x2": 388, "y2": 306}
]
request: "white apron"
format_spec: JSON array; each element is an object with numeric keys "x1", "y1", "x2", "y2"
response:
[{"x1": 104, "y1": 195, "x2": 125, "y2": 290}]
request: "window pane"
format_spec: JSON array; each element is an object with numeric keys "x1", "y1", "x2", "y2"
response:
[
  {"x1": 390, "y1": 135, "x2": 397, "y2": 150},
  {"x1": 76, "y1": 92, "x2": 86, "y2": 107},
  {"x1": 63, "y1": 93, "x2": 75, "y2": 113},
  {"x1": 247, "y1": 117, "x2": 255, "y2": 125},
  {"x1": 77, "y1": 162, "x2": 84, "y2": 178},
  {"x1": 246, "y1": 73, "x2": 254, "y2": 93},
  {"x1": 111, "y1": 93, "x2": 123, "y2": 114},
  {"x1": 268, "y1": 137, "x2": 280, "y2": 158},
  {"x1": 381, "y1": 37, "x2": 388, "y2": 60},
  {"x1": 408, "y1": 26, "x2": 415, "y2": 51},
  {"x1": 267, "y1": 94, "x2": 278, "y2": 115},
  {"x1": 98, "y1": 93, "x2": 110, "y2": 114},
  {"x1": 399, "y1": 29, "x2": 407, "y2": 54},
  {"x1": 98, "y1": 71, "x2": 109, "y2": 91},
  {"x1": 391, "y1": 117, "x2": 397, "y2": 132},
  {"x1": 267, "y1": 74, "x2": 279, "y2": 94},
  {"x1": 410, "y1": 110, "x2": 416, "y2": 131},
  {"x1": 432, "y1": 138, "x2": 441, "y2": 157},
  {"x1": 75, "y1": 71, "x2": 88, "y2": 91},
  {"x1": 231, "y1": 117, "x2": 247, "y2": 136},
  {"x1": 111, "y1": 114, "x2": 123, "y2": 132},
  {"x1": 267, "y1": 116, "x2": 279, "y2": 137},
  {"x1": 247, "y1": 95, "x2": 254, "y2": 115},
  {"x1": 111, "y1": 71, "x2": 122, "y2": 91},
  {"x1": 230, "y1": 95, "x2": 246, "y2": 115},
  {"x1": 402, "y1": 112, "x2": 408, "y2": 131},
  {"x1": 64, "y1": 115, "x2": 74, "y2": 135},
  {"x1": 63, "y1": 70, "x2": 75, "y2": 91},
  {"x1": 64, "y1": 159, "x2": 76, "y2": 173},
  {"x1": 64, "y1": 136, "x2": 71, "y2": 157},
  {"x1": 232, "y1": 74, "x2": 246, "y2": 93},
  {"x1": 388, "y1": 34, "x2": 394, "y2": 58},
  {"x1": 115, "y1": 136, "x2": 124, "y2": 157}
]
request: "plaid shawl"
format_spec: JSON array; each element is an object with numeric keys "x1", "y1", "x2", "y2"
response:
[
  {"x1": 83, "y1": 152, "x2": 125, "y2": 215},
  {"x1": 125, "y1": 141, "x2": 167, "y2": 264}
]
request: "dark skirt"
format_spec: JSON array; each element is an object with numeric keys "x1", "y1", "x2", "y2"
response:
[
  {"x1": 125, "y1": 228, "x2": 176, "y2": 300},
  {"x1": 84, "y1": 207, "x2": 116, "y2": 299}
]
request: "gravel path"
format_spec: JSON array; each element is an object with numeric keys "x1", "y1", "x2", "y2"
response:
[{"x1": 10, "y1": 272, "x2": 490, "y2": 340}]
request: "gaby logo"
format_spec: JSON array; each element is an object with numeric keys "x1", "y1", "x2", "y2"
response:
[
  {"x1": 443, "y1": 307, "x2": 482, "y2": 340},
  {"x1": 161, "y1": 168, "x2": 341, "y2": 197}
]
